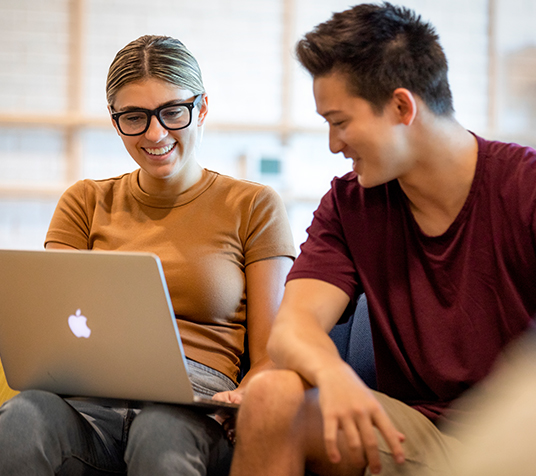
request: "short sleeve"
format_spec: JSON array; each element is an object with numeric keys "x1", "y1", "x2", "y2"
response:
[
  {"x1": 287, "y1": 183, "x2": 360, "y2": 303},
  {"x1": 243, "y1": 185, "x2": 296, "y2": 265},
  {"x1": 45, "y1": 180, "x2": 94, "y2": 249}
]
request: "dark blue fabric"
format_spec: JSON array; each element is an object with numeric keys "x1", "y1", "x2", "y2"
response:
[
  {"x1": 240, "y1": 293, "x2": 377, "y2": 389},
  {"x1": 329, "y1": 294, "x2": 377, "y2": 390}
]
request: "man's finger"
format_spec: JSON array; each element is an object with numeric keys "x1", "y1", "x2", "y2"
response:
[
  {"x1": 373, "y1": 411, "x2": 406, "y2": 464},
  {"x1": 323, "y1": 416, "x2": 342, "y2": 463},
  {"x1": 355, "y1": 418, "x2": 381, "y2": 474},
  {"x1": 341, "y1": 418, "x2": 365, "y2": 466}
]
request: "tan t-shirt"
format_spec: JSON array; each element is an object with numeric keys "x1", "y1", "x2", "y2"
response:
[{"x1": 45, "y1": 168, "x2": 296, "y2": 383}]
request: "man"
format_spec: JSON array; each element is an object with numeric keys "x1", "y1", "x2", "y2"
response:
[{"x1": 229, "y1": 2, "x2": 536, "y2": 476}]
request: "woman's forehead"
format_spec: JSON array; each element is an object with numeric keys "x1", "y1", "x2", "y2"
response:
[{"x1": 113, "y1": 78, "x2": 194, "y2": 110}]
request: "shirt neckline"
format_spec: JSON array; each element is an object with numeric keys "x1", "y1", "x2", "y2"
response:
[
  {"x1": 402, "y1": 132, "x2": 485, "y2": 243},
  {"x1": 129, "y1": 168, "x2": 218, "y2": 208}
]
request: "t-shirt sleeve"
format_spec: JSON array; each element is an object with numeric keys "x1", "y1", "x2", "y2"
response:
[
  {"x1": 287, "y1": 183, "x2": 360, "y2": 304},
  {"x1": 243, "y1": 185, "x2": 296, "y2": 265},
  {"x1": 44, "y1": 180, "x2": 94, "y2": 249}
]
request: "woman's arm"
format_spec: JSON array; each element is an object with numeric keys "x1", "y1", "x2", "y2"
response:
[
  {"x1": 213, "y1": 255, "x2": 293, "y2": 403},
  {"x1": 45, "y1": 242, "x2": 78, "y2": 250}
]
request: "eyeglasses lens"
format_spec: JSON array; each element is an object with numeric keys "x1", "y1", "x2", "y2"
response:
[{"x1": 118, "y1": 105, "x2": 190, "y2": 135}]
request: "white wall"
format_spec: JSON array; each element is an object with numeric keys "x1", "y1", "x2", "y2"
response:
[{"x1": 0, "y1": 0, "x2": 534, "y2": 250}]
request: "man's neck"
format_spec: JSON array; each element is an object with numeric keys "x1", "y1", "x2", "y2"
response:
[{"x1": 397, "y1": 117, "x2": 478, "y2": 237}]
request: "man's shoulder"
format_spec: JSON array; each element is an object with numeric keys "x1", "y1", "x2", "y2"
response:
[
  {"x1": 477, "y1": 134, "x2": 536, "y2": 165},
  {"x1": 475, "y1": 135, "x2": 536, "y2": 195},
  {"x1": 331, "y1": 170, "x2": 359, "y2": 186},
  {"x1": 328, "y1": 171, "x2": 394, "y2": 210},
  {"x1": 328, "y1": 171, "x2": 363, "y2": 200}
]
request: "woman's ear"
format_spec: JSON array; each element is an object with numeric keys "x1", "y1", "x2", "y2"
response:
[
  {"x1": 392, "y1": 88, "x2": 417, "y2": 126},
  {"x1": 197, "y1": 94, "x2": 209, "y2": 126}
]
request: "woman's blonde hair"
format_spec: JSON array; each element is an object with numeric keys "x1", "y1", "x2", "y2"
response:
[{"x1": 106, "y1": 35, "x2": 205, "y2": 107}]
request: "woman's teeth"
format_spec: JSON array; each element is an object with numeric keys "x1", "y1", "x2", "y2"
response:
[{"x1": 145, "y1": 143, "x2": 174, "y2": 155}]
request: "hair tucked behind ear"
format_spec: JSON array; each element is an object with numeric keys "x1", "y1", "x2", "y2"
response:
[{"x1": 106, "y1": 35, "x2": 205, "y2": 108}]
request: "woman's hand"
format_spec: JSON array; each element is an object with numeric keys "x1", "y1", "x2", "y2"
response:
[
  {"x1": 212, "y1": 388, "x2": 245, "y2": 443},
  {"x1": 212, "y1": 387, "x2": 245, "y2": 405}
]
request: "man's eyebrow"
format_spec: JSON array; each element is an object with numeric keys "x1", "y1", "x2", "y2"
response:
[{"x1": 318, "y1": 109, "x2": 340, "y2": 119}]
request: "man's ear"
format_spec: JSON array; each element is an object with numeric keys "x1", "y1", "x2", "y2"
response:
[
  {"x1": 107, "y1": 105, "x2": 121, "y2": 136},
  {"x1": 197, "y1": 94, "x2": 209, "y2": 126},
  {"x1": 392, "y1": 88, "x2": 417, "y2": 126}
]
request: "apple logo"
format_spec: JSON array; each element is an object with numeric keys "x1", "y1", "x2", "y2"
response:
[{"x1": 68, "y1": 309, "x2": 92, "y2": 338}]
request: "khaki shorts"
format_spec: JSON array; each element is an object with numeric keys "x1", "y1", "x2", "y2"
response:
[{"x1": 365, "y1": 391, "x2": 461, "y2": 476}]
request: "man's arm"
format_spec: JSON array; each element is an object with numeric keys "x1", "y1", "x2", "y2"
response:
[{"x1": 268, "y1": 278, "x2": 405, "y2": 474}]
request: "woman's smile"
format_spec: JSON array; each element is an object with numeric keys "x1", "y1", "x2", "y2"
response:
[{"x1": 143, "y1": 142, "x2": 177, "y2": 158}]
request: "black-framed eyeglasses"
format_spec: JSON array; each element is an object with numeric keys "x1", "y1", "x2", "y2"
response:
[{"x1": 111, "y1": 94, "x2": 203, "y2": 136}]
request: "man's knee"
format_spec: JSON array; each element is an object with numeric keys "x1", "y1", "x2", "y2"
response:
[
  {"x1": 234, "y1": 369, "x2": 311, "y2": 448},
  {"x1": 242, "y1": 369, "x2": 307, "y2": 414}
]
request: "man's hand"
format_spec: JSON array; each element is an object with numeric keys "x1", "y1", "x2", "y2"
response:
[
  {"x1": 268, "y1": 279, "x2": 405, "y2": 473},
  {"x1": 316, "y1": 364, "x2": 405, "y2": 474}
]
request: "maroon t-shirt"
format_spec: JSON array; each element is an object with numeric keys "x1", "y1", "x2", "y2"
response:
[{"x1": 288, "y1": 134, "x2": 536, "y2": 424}]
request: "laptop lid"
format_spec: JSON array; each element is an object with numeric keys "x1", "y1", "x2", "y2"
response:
[{"x1": 0, "y1": 249, "x2": 237, "y2": 413}]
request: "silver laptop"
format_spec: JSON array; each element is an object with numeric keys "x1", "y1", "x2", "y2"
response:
[{"x1": 0, "y1": 249, "x2": 238, "y2": 415}]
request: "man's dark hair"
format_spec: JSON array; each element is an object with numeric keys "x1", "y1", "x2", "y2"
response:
[{"x1": 296, "y1": 2, "x2": 454, "y2": 116}]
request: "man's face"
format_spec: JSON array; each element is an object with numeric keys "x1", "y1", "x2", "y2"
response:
[{"x1": 313, "y1": 71, "x2": 412, "y2": 188}]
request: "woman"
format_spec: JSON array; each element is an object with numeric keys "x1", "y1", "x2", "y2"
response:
[{"x1": 0, "y1": 35, "x2": 295, "y2": 475}]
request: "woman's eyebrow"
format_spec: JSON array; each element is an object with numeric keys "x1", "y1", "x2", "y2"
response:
[{"x1": 115, "y1": 99, "x2": 192, "y2": 113}]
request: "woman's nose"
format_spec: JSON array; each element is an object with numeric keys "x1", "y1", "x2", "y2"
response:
[{"x1": 144, "y1": 115, "x2": 168, "y2": 142}]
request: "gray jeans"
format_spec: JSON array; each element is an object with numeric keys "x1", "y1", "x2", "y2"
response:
[{"x1": 0, "y1": 359, "x2": 236, "y2": 476}]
